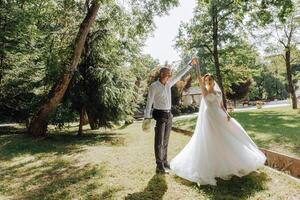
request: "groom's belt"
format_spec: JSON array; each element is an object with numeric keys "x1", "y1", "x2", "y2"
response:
[
  {"x1": 152, "y1": 109, "x2": 172, "y2": 120},
  {"x1": 153, "y1": 109, "x2": 171, "y2": 113}
]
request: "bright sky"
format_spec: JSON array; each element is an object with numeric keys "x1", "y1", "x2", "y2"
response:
[{"x1": 142, "y1": 0, "x2": 196, "y2": 64}]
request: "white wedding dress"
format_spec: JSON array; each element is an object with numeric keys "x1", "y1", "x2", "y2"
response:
[{"x1": 170, "y1": 89, "x2": 266, "y2": 185}]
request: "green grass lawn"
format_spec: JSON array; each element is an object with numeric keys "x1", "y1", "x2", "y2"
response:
[
  {"x1": 0, "y1": 122, "x2": 299, "y2": 199},
  {"x1": 174, "y1": 106, "x2": 300, "y2": 158}
]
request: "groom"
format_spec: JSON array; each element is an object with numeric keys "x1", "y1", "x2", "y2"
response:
[{"x1": 143, "y1": 59, "x2": 196, "y2": 173}]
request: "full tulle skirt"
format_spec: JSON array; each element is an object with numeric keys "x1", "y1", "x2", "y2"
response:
[{"x1": 170, "y1": 104, "x2": 266, "y2": 185}]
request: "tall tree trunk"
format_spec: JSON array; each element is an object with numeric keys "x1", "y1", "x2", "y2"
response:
[
  {"x1": 27, "y1": 2, "x2": 100, "y2": 136},
  {"x1": 212, "y1": 3, "x2": 227, "y2": 109},
  {"x1": 86, "y1": 108, "x2": 99, "y2": 130},
  {"x1": 285, "y1": 47, "x2": 297, "y2": 109},
  {"x1": 83, "y1": 110, "x2": 89, "y2": 125},
  {"x1": 78, "y1": 106, "x2": 86, "y2": 135}
]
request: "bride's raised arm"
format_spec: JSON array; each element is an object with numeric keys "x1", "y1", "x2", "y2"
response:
[
  {"x1": 192, "y1": 58, "x2": 208, "y2": 97},
  {"x1": 197, "y1": 75, "x2": 208, "y2": 97}
]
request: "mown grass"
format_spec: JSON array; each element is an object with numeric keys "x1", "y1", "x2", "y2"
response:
[
  {"x1": 173, "y1": 106, "x2": 300, "y2": 158},
  {"x1": 0, "y1": 122, "x2": 299, "y2": 199},
  {"x1": 0, "y1": 127, "x2": 124, "y2": 200}
]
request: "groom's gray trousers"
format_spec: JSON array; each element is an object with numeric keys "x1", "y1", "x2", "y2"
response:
[{"x1": 152, "y1": 109, "x2": 172, "y2": 168}]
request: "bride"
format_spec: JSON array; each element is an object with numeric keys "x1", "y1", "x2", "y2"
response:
[{"x1": 170, "y1": 61, "x2": 266, "y2": 185}]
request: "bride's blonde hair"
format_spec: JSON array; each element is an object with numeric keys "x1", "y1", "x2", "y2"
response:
[{"x1": 203, "y1": 73, "x2": 214, "y2": 80}]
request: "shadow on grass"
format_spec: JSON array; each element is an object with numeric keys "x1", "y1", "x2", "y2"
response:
[
  {"x1": 173, "y1": 171, "x2": 268, "y2": 199},
  {"x1": 125, "y1": 174, "x2": 167, "y2": 200},
  {"x1": 197, "y1": 172, "x2": 269, "y2": 200},
  {"x1": 0, "y1": 157, "x2": 120, "y2": 200},
  {"x1": 0, "y1": 127, "x2": 125, "y2": 161}
]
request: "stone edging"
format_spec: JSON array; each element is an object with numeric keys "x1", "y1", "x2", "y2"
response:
[{"x1": 171, "y1": 127, "x2": 300, "y2": 179}]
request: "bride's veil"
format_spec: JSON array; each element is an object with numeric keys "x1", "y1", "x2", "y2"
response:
[{"x1": 213, "y1": 81, "x2": 222, "y2": 95}]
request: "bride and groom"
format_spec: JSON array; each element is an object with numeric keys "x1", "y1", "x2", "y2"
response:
[{"x1": 142, "y1": 58, "x2": 266, "y2": 185}]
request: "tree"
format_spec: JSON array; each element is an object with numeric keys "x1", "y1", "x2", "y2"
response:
[
  {"x1": 176, "y1": 0, "x2": 293, "y2": 109},
  {"x1": 263, "y1": 53, "x2": 298, "y2": 100},
  {"x1": 248, "y1": 65, "x2": 288, "y2": 101},
  {"x1": 272, "y1": 11, "x2": 299, "y2": 109},
  {"x1": 250, "y1": 0, "x2": 298, "y2": 108},
  {"x1": 176, "y1": 0, "x2": 256, "y2": 108},
  {"x1": 130, "y1": 54, "x2": 159, "y2": 82},
  {"x1": 67, "y1": 17, "x2": 142, "y2": 133},
  {"x1": 1, "y1": 0, "x2": 180, "y2": 135},
  {"x1": 226, "y1": 79, "x2": 251, "y2": 107},
  {"x1": 28, "y1": 1, "x2": 101, "y2": 136},
  {"x1": 0, "y1": 0, "x2": 86, "y2": 124},
  {"x1": 25, "y1": 0, "x2": 179, "y2": 135}
]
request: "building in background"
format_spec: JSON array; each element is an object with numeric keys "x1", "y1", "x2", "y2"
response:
[{"x1": 182, "y1": 87, "x2": 202, "y2": 106}]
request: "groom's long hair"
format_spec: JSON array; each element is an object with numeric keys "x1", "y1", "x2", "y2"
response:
[{"x1": 159, "y1": 67, "x2": 171, "y2": 74}]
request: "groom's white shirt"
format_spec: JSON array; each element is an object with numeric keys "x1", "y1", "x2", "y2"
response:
[{"x1": 144, "y1": 65, "x2": 192, "y2": 118}]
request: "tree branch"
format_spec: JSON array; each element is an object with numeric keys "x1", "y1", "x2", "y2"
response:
[
  {"x1": 281, "y1": 54, "x2": 287, "y2": 62},
  {"x1": 217, "y1": 0, "x2": 234, "y2": 13},
  {"x1": 274, "y1": 21, "x2": 287, "y2": 48},
  {"x1": 218, "y1": 7, "x2": 239, "y2": 23}
]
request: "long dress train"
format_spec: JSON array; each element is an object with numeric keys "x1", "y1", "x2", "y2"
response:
[{"x1": 170, "y1": 93, "x2": 266, "y2": 185}]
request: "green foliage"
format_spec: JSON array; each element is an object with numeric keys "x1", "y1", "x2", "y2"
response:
[
  {"x1": 0, "y1": 0, "x2": 178, "y2": 126},
  {"x1": 71, "y1": 65, "x2": 137, "y2": 128},
  {"x1": 251, "y1": 1, "x2": 299, "y2": 109},
  {"x1": 129, "y1": 55, "x2": 159, "y2": 111},
  {"x1": 255, "y1": 0, "x2": 294, "y2": 24},
  {"x1": 129, "y1": 54, "x2": 159, "y2": 81},
  {"x1": 178, "y1": 22, "x2": 259, "y2": 93},
  {"x1": 292, "y1": 63, "x2": 300, "y2": 90},
  {"x1": 249, "y1": 66, "x2": 288, "y2": 100},
  {"x1": 64, "y1": 2, "x2": 165, "y2": 128},
  {"x1": 226, "y1": 79, "x2": 252, "y2": 103},
  {"x1": 0, "y1": 0, "x2": 85, "y2": 122},
  {"x1": 220, "y1": 42, "x2": 260, "y2": 92},
  {"x1": 175, "y1": 1, "x2": 261, "y2": 94},
  {"x1": 175, "y1": 0, "x2": 297, "y2": 102},
  {"x1": 48, "y1": 101, "x2": 78, "y2": 129}
]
